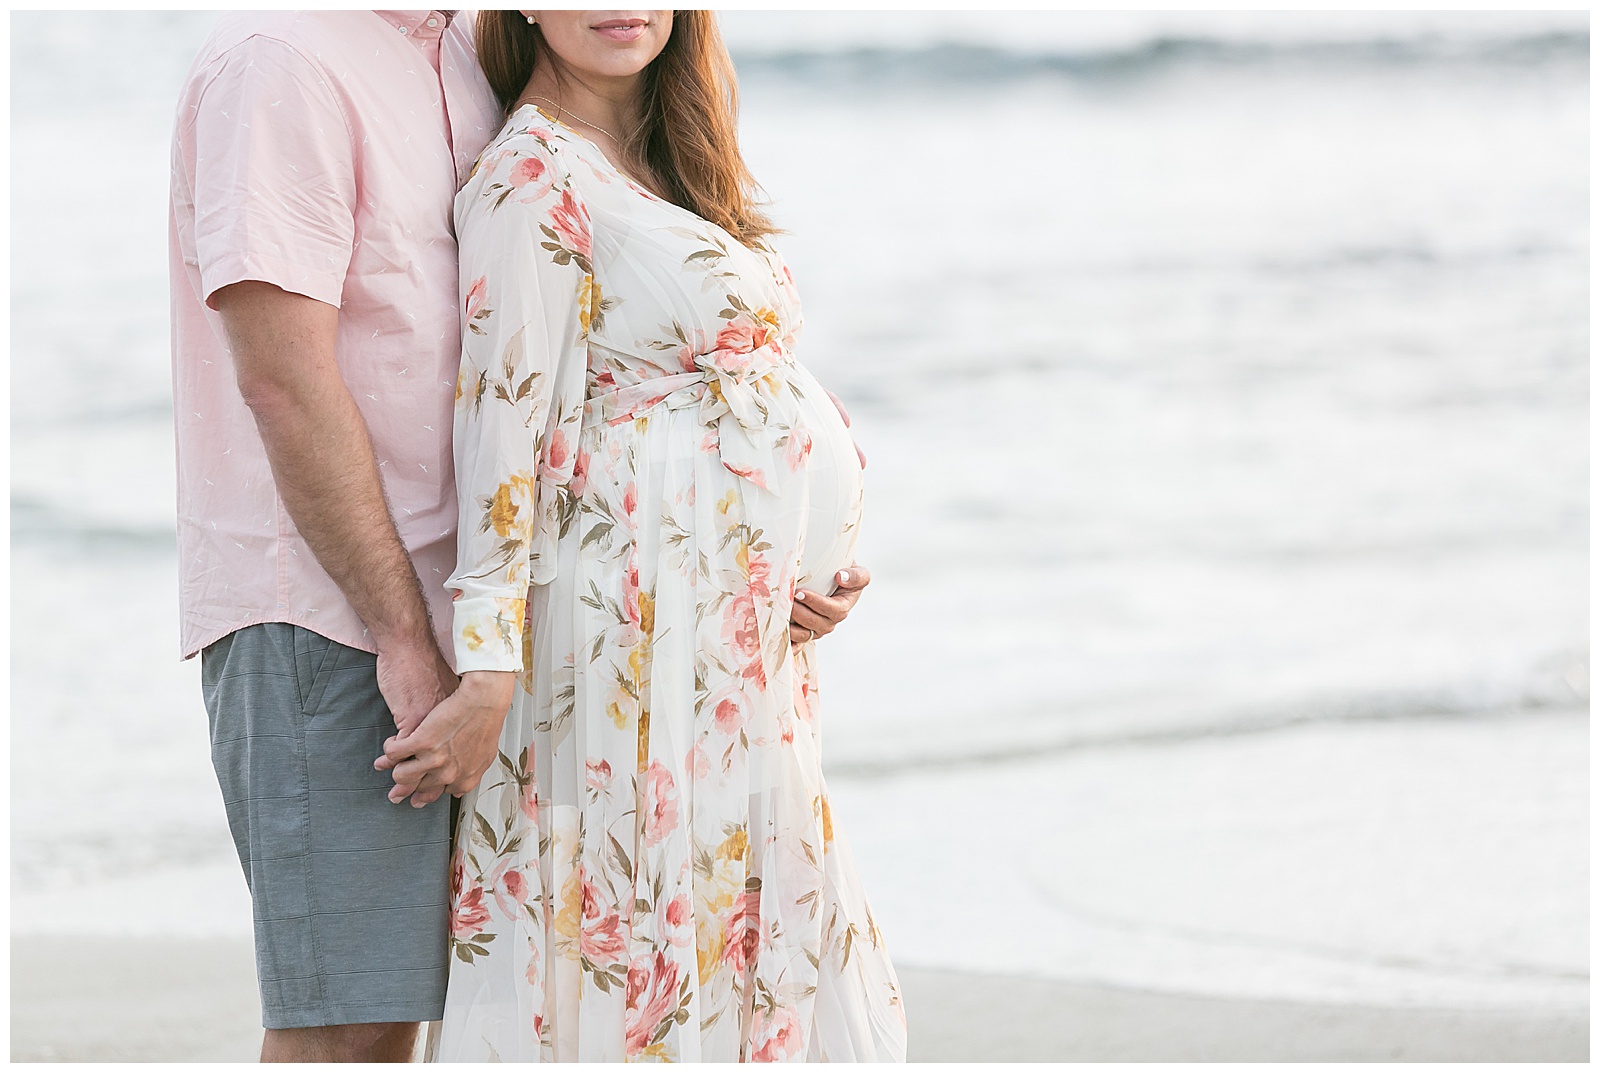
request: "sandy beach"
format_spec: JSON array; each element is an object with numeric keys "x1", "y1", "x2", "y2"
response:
[{"x1": 9, "y1": 937, "x2": 1586, "y2": 1062}]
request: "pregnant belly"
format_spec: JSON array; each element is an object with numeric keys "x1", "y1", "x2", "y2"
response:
[{"x1": 788, "y1": 366, "x2": 863, "y2": 595}]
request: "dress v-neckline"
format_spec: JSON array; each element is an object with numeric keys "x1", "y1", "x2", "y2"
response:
[
  {"x1": 511, "y1": 102, "x2": 773, "y2": 264},
  {"x1": 517, "y1": 102, "x2": 668, "y2": 203}
]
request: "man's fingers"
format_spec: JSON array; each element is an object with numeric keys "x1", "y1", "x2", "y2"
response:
[
  {"x1": 383, "y1": 723, "x2": 438, "y2": 762},
  {"x1": 407, "y1": 772, "x2": 450, "y2": 809},
  {"x1": 386, "y1": 754, "x2": 446, "y2": 802}
]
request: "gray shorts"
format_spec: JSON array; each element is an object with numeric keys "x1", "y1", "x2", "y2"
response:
[{"x1": 203, "y1": 623, "x2": 450, "y2": 1029}]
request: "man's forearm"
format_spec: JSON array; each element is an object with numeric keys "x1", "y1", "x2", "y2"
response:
[
  {"x1": 218, "y1": 281, "x2": 435, "y2": 653},
  {"x1": 248, "y1": 383, "x2": 434, "y2": 649}
]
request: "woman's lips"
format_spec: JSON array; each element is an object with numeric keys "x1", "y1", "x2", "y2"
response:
[{"x1": 592, "y1": 21, "x2": 646, "y2": 43}]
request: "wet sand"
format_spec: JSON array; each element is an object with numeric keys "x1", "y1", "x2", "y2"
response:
[{"x1": 9, "y1": 937, "x2": 1586, "y2": 1062}]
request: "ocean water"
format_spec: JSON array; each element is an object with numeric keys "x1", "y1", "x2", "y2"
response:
[{"x1": 9, "y1": 12, "x2": 1588, "y2": 1010}]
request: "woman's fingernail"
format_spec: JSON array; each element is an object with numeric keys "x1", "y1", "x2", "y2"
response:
[
  {"x1": 838, "y1": 571, "x2": 849, "y2": 584},
  {"x1": 795, "y1": 591, "x2": 806, "y2": 601}
]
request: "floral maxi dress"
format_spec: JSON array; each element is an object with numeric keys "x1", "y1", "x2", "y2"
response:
[{"x1": 428, "y1": 106, "x2": 907, "y2": 1063}]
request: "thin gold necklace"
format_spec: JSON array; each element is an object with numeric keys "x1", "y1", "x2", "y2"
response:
[{"x1": 524, "y1": 94, "x2": 624, "y2": 145}]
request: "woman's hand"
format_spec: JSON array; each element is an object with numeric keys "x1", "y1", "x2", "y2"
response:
[
  {"x1": 376, "y1": 670, "x2": 517, "y2": 808},
  {"x1": 789, "y1": 563, "x2": 871, "y2": 647}
]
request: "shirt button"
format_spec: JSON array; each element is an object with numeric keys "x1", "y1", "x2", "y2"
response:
[
  {"x1": 427, "y1": 17, "x2": 438, "y2": 27},
  {"x1": 398, "y1": 25, "x2": 409, "y2": 34}
]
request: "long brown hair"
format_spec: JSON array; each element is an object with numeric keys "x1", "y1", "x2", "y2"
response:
[{"x1": 477, "y1": 10, "x2": 776, "y2": 244}]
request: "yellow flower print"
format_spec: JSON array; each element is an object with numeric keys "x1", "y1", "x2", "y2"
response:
[
  {"x1": 636, "y1": 702, "x2": 651, "y2": 774},
  {"x1": 820, "y1": 795, "x2": 835, "y2": 845},
  {"x1": 696, "y1": 924, "x2": 725, "y2": 986},
  {"x1": 494, "y1": 597, "x2": 526, "y2": 651},
  {"x1": 462, "y1": 623, "x2": 486, "y2": 651},
  {"x1": 577, "y1": 274, "x2": 602, "y2": 334},
  {"x1": 716, "y1": 489, "x2": 738, "y2": 517},
  {"x1": 485, "y1": 473, "x2": 535, "y2": 538},
  {"x1": 488, "y1": 483, "x2": 520, "y2": 537},
  {"x1": 638, "y1": 590, "x2": 655, "y2": 637},
  {"x1": 553, "y1": 864, "x2": 581, "y2": 941},
  {"x1": 695, "y1": 857, "x2": 742, "y2": 984},
  {"x1": 606, "y1": 699, "x2": 629, "y2": 730},
  {"x1": 520, "y1": 613, "x2": 536, "y2": 691},
  {"x1": 754, "y1": 306, "x2": 781, "y2": 333},
  {"x1": 716, "y1": 827, "x2": 748, "y2": 863}
]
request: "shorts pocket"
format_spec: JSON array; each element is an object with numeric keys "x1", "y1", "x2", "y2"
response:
[{"x1": 292, "y1": 627, "x2": 343, "y2": 718}]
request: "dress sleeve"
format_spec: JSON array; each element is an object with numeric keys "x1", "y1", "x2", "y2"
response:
[{"x1": 446, "y1": 134, "x2": 592, "y2": 673}]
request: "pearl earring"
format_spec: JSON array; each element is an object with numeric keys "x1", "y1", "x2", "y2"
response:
[{"x1": 526, "y1": 15, "x2": 536, "y2": 24}]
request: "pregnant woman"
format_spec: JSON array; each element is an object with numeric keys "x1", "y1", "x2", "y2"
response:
[{"x1": 424, "y1": 10, "x2": 906, "y2": 1062}]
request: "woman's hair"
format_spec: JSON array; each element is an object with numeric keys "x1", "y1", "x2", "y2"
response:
[{"x1": 476, "y1": 10, "x2": 777, "y2": 244}]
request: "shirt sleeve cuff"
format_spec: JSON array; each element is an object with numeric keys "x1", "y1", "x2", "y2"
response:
[
  {"x1": 200, "y1": 250, "x2": 346, "y2": 311},
  {"x1": 451, "y1": 595, "x2": 527, "y2": 673}
]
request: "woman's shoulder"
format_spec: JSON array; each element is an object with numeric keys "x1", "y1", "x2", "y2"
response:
[
  {"x1": 462, "y1": 115, "x2": 571, "y2": 195},
  {"x1": 456, "y1": 123, "x2": 591, "y2": 240}
]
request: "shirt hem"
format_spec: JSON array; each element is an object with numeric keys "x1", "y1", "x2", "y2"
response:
[{"x1": 182, "y1": 614, "x2": 378, "y2": 663}]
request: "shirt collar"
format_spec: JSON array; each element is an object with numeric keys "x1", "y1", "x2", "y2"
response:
[{"x1": 374, "y1": 10, "x2": 453, "y2": 43}]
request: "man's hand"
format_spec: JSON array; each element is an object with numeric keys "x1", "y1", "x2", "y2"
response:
[
  {"x1": 789, "y1": 563, "x2": 871, "y2": 647},
  {"x1": 376, "y1": 642, "x2": 458, "y2": 739},
  {"x1": 376, "y1": 671, "x2": 516, "y2": 808}
]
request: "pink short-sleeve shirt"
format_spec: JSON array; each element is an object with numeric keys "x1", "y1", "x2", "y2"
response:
[{"x1": 169, "y1": 10, "x2": 502, "y2": 662}]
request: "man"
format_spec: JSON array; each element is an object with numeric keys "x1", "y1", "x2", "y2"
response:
[{"x1": 170, "y1": 10, "x2": 870, "y2": 1062}]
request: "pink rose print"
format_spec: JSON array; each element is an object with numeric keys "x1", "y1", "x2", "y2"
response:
[
  {"x1": 508, "y1": 154, "x2": 553, "y2": 200},
  {"x1": 520, "y1": 777, "x2": 539, "y2": 821},
  {"x1": 549, "y1": 188, "x2": 592, "y2": 260},
  {"x1": 750, "y1": 1003, "x2": 804, "y2": 1063},
  {"x1": 464, "y1": 276, "x2": 488, "y2": 319},
  {"x1": 659, "y1": 893, "x2": 694, "y2": 949},
  {"x1": 706, "y1": 316, "x2": 772, "y2": 375},
  {"x1": 490, "y1": 857, "x2": 529, "y2": 919},
  {"x1": 621, "y1": 481, "x2": 638, "y2": 524},
  {"x1": 570, "y1": 447, "x2": 590, "y2": 499},
  {"x1": 451, "y1": 852, "x2": 493, "y2": 939},
  {"x1": 640, "y1": 760, "x2": 681, "y2": 848},
  {"x1": 721, "y1": 590, "x2": 765, "y2": 686},
  {"x1": 621, "y1": 547, "x2": 641, "y2": 627},
  {"x1": 579, "y1": 871, "x2": 627, "y2": 965},
  {"x1": 784, "y1": 427, "x2": 813, "y2": 472},
  {"x1": 624, "y1": 950, "x2": 682, "y2": 1057},
  {"x1": 707, "y1": 682, "x2": 750, "y2": 735},
  {"x1": 721, "y1": 885, "x2": 761, "y2": 975},
  {"x1": 586, "y1": 758, "x2": 613, "y2": 791},
  {"x1": 745, "y1": 548, "x2": 773, "y2": 600},
  {"x1": 542, "y1": 428, "x2": 572, "y2": 482}
]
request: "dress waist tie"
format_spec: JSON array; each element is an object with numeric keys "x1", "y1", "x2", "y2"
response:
[{"x1": 580, "y1": 341, "x2": 805, "y2": 495}]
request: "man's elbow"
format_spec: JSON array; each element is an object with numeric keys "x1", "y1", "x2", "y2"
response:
[
  {"x1": 214, "y1": 281, "x2": 340, "y2": 419},
  {"x1": 235, "y1": 367, "x2": 302, "y2": 421}
]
